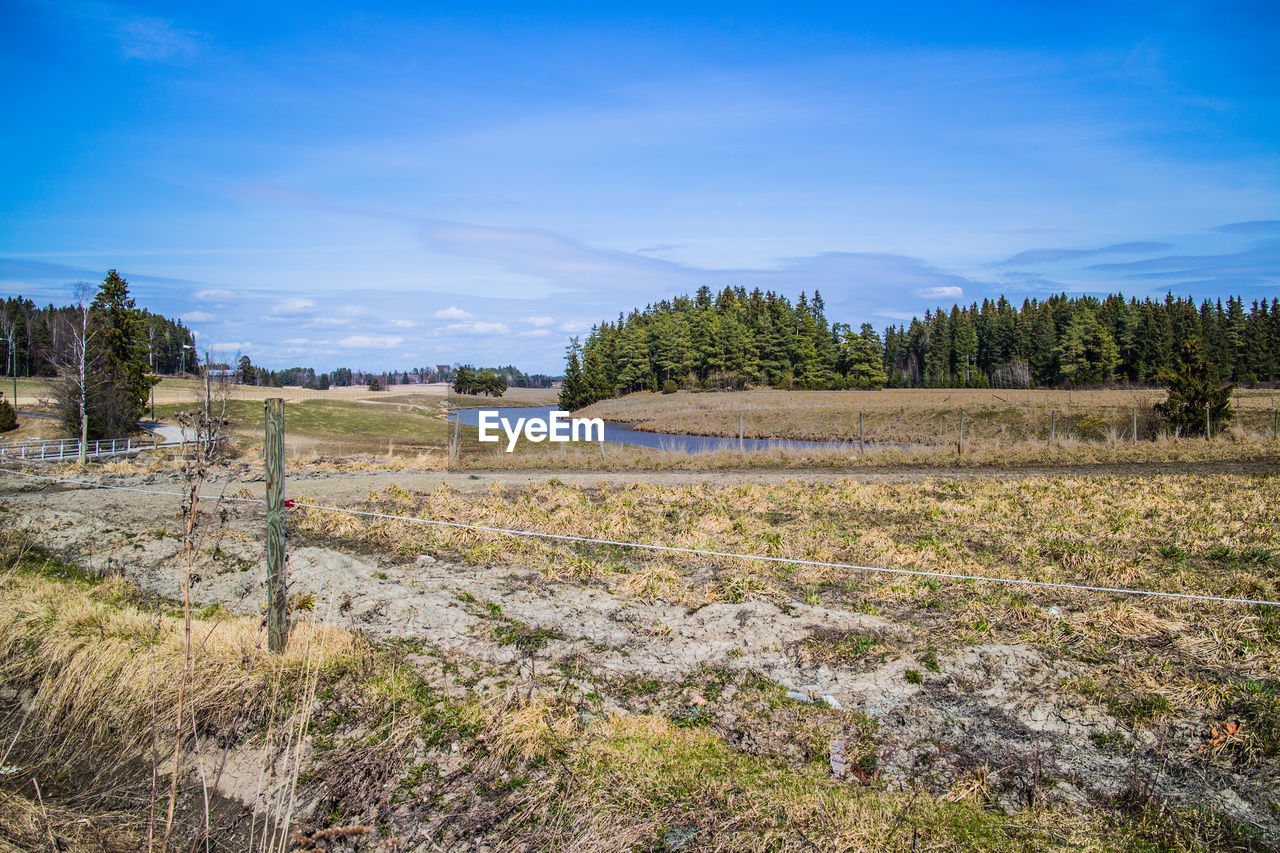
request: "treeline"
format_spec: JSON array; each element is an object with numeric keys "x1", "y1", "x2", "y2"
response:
[
  {"x1": 2, "y1": 296, "x2": 195, "y2": 377},
  {"x1": 235, "y1": 360, "x2": 554, "y2": 391},
  {"x1": 559, "y1": 285, "x2": 1280, "y2": 409}
]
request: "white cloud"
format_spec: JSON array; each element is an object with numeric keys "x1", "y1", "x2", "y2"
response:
[
  {"x1": 445, "y1": 321, "x2": 510, "y2": 335},
  {"x1": 912, "y1": 286, "x2": 964, "y2": 300},
  {"x1": 432, "y1": 306, "x2": 472, "y2": 319},
  {"x1": 518, "y1": 329, "x2": 550, "y2": 337},
  {"x1": 520, "y1": 315, "x2": 555, "y2": 327},
  {"x1": 559, "y1": 320, "x2": 594, "y2": 333},
  {"x1": 282, "y1": 334, "x2": 404, "y2": 349},
  {"x1": 208, "y1": 341, "x2": 253, "y2": 351},
  {"x1": 193, "y1": 288, "x2": 235, "y2": 302},
  {"x1": 269, "y1": 297, "x2": 318, "y2": 317},
  {"x1": 181, "y1": 310, "x2": 214, "y2": 322},
  {"x1": 338, "y1": 334, "x2": 404, "y2": 349}
]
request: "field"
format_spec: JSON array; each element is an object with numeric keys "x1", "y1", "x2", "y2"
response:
[
  {"x1": 2, "y1": 381, "x2": 1280, "y2": 851},
  {"x1": 580, "y1": 387, "x2": 1280, "y2": 445},
  {"x1": 1, "y1": 463, "x2": 1278, "y2": 849}
]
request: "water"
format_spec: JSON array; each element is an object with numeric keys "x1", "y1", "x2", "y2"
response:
[{"x1": 447, "y1": 406, "x2": 875, "y2": 454}]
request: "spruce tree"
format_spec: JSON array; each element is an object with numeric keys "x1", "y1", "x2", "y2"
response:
[{"x1": 1155, "y1": 339, "x2": 1233, "y2": 437}]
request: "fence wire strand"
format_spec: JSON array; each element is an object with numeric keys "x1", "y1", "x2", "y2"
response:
[{"x1": 2, "y1": 464, "x2": 1278, "y2": 608}]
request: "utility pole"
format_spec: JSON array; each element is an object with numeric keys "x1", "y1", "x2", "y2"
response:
[{"x1": 265, "y1": 398, "x2": 287, "y2": 653}]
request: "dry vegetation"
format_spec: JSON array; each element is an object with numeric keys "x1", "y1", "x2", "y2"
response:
[
  {"x1": 3, "y1": 382, "x2": 1280, "y2": 850},
  {"x1": 3, "y1": 498, "x2": 1275, "y2": 851},
  {"x1": 579, "y1": 387, "x2": 1280, "y2": 445}
]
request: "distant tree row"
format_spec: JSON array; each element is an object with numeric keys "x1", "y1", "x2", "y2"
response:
[
  {"x1": 2, "y1": 294, "x2": 196, "y2": 378},
  {"x1": 228, "y1": 359, "x2": 551, "y2": 392},
  {"x1": 559, "y1": 286, "x2": 1279, "y2": 410}
]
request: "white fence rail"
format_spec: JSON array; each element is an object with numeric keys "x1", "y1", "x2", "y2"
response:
[{"x1": 0, "y1": 436, "x2": 183, "y2": 462}]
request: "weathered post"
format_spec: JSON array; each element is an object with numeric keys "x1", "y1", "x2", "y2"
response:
[
  {"x1": 739, "y1": 413, "x2": 744, "y2": 452},
  {"x1": 859, "y1": 412, "x2": 864, "y2": 454},
  {"x1": 1050, "y1": 411, "x2": 1056, "y2": 446},
  {"x1": 265, "y1": 398, "x2": 287, "y2": 654},
  {"x1": 1205, "y1": 403, "x2": 1211, "y2": 440},
  {"x1": 1132, "y1": 408, "x2": 1138, "y2": 443},
  {"x1": 204, "y1": 351, "x2": 211, "y2": 456},
  {"x1": 1274, "y1": 408, "x2": 1278, "y2": 441},
  {"x1": 958, "y1": 411, "x2": 964, "y2": 455},
  {"x1": 451, "y1": 416, "x2": 460, "y2": 465}
]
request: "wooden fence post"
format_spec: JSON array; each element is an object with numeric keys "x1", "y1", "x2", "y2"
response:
[
  {"x1": 958, "y1": 411, "x2": 964, "y2": 455},
  {"x1": 859, "y1": 412, "x2": 864, "y2": 454},
  {"x1": 1132, "y1": 408, "x2": 1138, "y2": 443},
  {"x1": 1205, "y1": 403, "x2": 1211, "y2": 440},
  {"x1": 451, "y1": 416, "x2": 460, "y2": 465},
  {"x1": 1050, "y1": 411, "x2": 1056, "y2": 446},
  {"x1": 265, "y1": 398, "x2": 287, "y2": 654},
  {"x1": 739, "y1": 413, "x2": 744, "y2": 452}
]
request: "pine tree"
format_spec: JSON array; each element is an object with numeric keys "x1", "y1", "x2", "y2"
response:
[
  {"x1": 1155, "y1": 339, "x2": 1233, "y2": 436},
  {"x1": 558, "y1": 339, "x2": 587, "y2": 410},
  {"x1": 0, "y1": 392, "x2": 16, "y2": 433},
  {"x1": 1056, "y1": 311, "x2": 1120, "y2": 386}
]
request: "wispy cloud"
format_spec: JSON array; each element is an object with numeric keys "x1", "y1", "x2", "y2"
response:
[
  {"x1": 994, "y1": 242, "x2": 1170, "y2": 267},
  {"x1": 520, "y1": 315, "x2": 554, "y2": 327},
  {"x1": 55, "y1": 3, "x2": 201, "y2": 63},
  {"x1": 444, "y1": 321, "x2": 510, "y2": 335},
  {"x1": 338, "y1": 334, "x2": 403, "y2": 349},
  {"x1": 1086, "y1": 240, "x2": 1280, "y2": 281},
  {"x1": 1215, "y1": 220, "x2": 1280, "y2": 236},
  {"x1": 282, "y1": 334, "x2": 404, "y2": 349},
  {"x1": 268, "y1": 297, "x2": 317, "y2": 317},
  {"x1": 193, "y1": 288, "x2": 236, "y2": 303},
  {"x1": 913, "y1": 286, "x2": 964, "y2": 300},
  {"x1": 518, "y1": 329, "x2": 550, "y2": 337},
  {"x1": 433, "y1": 306, "x2": 472, "y2": 319},
  {"x1": 181, "y1": 310, "x2": 214, "y2": 322}
]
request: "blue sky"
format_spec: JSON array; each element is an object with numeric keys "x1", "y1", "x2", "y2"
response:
[{"x1": 1, "y1": 1, "x2": 1277, "y2": 374}]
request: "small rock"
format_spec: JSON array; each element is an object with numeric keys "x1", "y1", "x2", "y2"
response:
[
  {"x1": 415, "y1": 554, "x2": 437, "y2": 565},
  {"x1": 786, "y1": 690, "x2": 812, "y2": 703},
  {"x1": 822, "y1": 694, "x2": 843, "y2": 710},
  {"x1": 829, "y1": 739, "x2": 846, "y2": 777}
]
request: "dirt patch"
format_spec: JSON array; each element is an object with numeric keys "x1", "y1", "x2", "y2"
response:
[{"x1": 2, "y1": 463, "x2": 1279, "y2": 844}]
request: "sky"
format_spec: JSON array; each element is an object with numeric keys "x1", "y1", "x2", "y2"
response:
[{"x1": 1, "y1": 1, "x2": 1277, "y2": 374}]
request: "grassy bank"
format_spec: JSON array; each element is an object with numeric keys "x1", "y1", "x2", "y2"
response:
[{"x1": 579, "y1": 387, "x2": 1280, "y2": 445}]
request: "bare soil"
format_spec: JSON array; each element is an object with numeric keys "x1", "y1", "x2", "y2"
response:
[{"x1": 2, "y1": 459, "x2": 1278, "y2": 844}]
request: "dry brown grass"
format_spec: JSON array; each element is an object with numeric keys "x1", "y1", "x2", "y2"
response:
[
  {"x1": 1, "y1": 478, "x2": 1273, "y2": 849},
  {"x1": 293, "y1": 473, "x2": 1280, "y2": 761},
  {"x1": 0, "y1": 529, "x2": 359, "y2": 852},
  {"x1": 579, "y1": 387, "x2": 1280, "y2": 444}
]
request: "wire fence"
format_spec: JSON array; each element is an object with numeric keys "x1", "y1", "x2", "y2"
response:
[{"x1": 2, "y1": 463, "x2": 1278, "y2": 608}]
